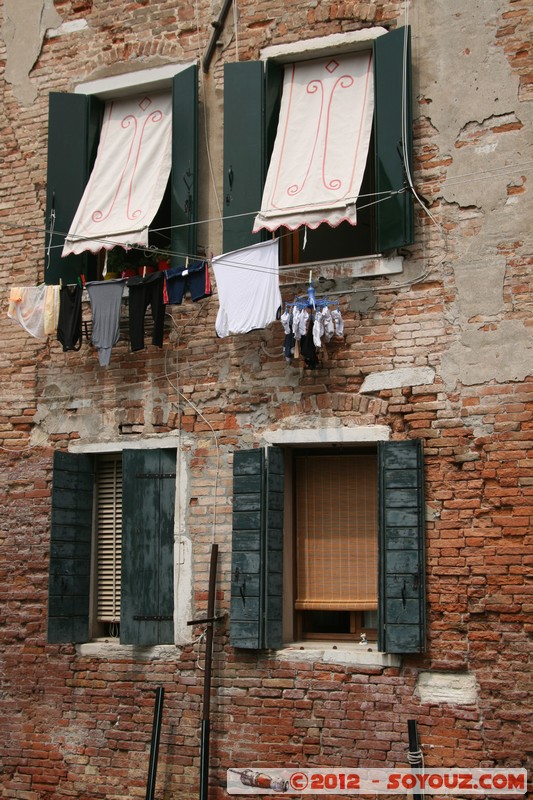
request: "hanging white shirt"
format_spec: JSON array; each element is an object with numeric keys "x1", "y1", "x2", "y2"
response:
[{"x1": 212, "y1": 239, "x2": 281, "y2": 338}]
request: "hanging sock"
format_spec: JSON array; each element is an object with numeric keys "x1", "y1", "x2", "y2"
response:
[
  {"x1": 280, "y1": 309, "x2": 292, "y2": 335},
  {"x1": 331, "y1": 308, "x2": 344, "y2": 337},
  {"x1": 312, "y1": 309, "x2": 324, "y2": 348},
  {"x1": 292, "y1": 307, "x2": 309, "y2": 340},
  {"x1": 322, "y1": 306, "x2": 335, "y2": 343}
]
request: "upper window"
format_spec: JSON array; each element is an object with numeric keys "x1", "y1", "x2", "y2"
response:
[
  {"x1": 47, "y1": 448, "x2": 176, "y2": 646},
  {"x1": 44, "y1": 66, "x2": 198, "y2": 285},
  {"x1": 222, "y1": 27, "x2": 414, "y2": 262},
  {"x1": 229, "y1": 439, "x2": 425, "y2": 654}
]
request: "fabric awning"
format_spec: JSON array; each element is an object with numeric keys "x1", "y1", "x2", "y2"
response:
[
  {"x1": 253, "y1": 51, "x2": 374, "y2": 233},
  {"x1": 62, "y1": 91, "x2": 172, "y2": 256}
]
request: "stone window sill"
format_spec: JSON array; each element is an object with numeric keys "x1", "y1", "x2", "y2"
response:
[{"x1": 277, "y1": 642, "x2": 401, "y2": 668}]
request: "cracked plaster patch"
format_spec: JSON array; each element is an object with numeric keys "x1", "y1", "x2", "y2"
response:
[
  {"x1": 3, "y1": 0, "x2": 62, "y2": 105},
  {"x1": 441, "y1": 320, "x2": 533, "y2": 388}
]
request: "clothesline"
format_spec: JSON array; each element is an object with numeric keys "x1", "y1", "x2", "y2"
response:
[{"x1": 8, "y1": 239, "x2": 348, "y2": 371}]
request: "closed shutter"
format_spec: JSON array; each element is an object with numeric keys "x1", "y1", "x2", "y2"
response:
[
  {"x1": 222, "y1": 61, "x2": 282, "y2": 253},
  {"x1": 48, "y1": 451, "x2": 94, "y2": 643},
  {"x1": 171, "y1": 65, "x2": 198, "y2": 262},
  {"x1": 45, "y1": 92, "x2": 102, "y2": 285},
  {"x1": 378, "y1": 439, "x2": 425, "y2": 654},
  {"x1": 374, "y1": 26, "x2": 414, "y2": 253},
  {"x1": 230, "y1": 448, "x2": 284, "y2": 649},
  {"x1": 95, "y1": 454, "x2": 122, "y2": 625},
  {"x1": 120, "y1": 449, "x2": 176, "y2": 645}
]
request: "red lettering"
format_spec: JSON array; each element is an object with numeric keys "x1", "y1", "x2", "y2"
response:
[
  {"x1": 458, "y1": 774, "x2": 473, "y2": 789},
  {"x1": 387, "y1": 773, "x2": 401, "y2": 789},
  {"x1": 347, "y1": 775, "x2": 360, "y2": 789},
  {"x1": 310, "y1": 774, "x2": 323, "y2": 790}
]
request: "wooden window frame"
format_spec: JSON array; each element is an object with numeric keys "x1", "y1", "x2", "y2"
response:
[
  {"x1": 230, "y1": 440, "x2": 425, "y2": 654},
  {"x1": 223, "y1": 27, "x2": 414, "y2": 259},
  {"x1": 48, "y1": 448, "x2": 177, "y2": 646},
  {"x1": 45, "y1": 66, "x2": 198, "y2": 286}
]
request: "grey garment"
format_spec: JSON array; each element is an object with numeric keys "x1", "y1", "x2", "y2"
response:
[{"x1": 86, "y1": 279, "x2": 126, "y2": 366}]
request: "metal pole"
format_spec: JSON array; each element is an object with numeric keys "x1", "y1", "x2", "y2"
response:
[
  {"x1": 199, "y1": 543, "x2": 218, "y2": 800},
  {"x1": 145, "y1": 686, "x2": 165, "y2": 800},
  {"x1": 407, "y1": 718, "x2": 423, "y2": 800}
]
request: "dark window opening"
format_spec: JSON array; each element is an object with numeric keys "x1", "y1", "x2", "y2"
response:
[
  {"x1": 279, "y1": 134, "x2": 375, "y2": 265},
  {"x1": 298, "y1": 610, "x2": 378, "y2": 641}
]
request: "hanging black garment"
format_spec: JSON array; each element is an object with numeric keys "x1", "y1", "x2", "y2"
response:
[
  {"x1": 299, "y1": 312, "x2": 319, "y2": 369},
  {"x1": 126, "y1": 271, "x2": 166, "y2": 351},
  {"x1": 57, "y1": 284, "x2": 83, "y2": 352}
]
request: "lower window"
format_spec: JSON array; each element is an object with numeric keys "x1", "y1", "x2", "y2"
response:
[
  {"x1": 230, "y1": 439, "x2": 426, "y2": 654},
  {"x1": 48, "y1": 448, "x2": 176, "y2": 646}
]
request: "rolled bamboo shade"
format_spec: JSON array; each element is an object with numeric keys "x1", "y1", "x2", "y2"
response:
[{"x1": 295, "y1": 454, "x2": 378, "y2": 611}]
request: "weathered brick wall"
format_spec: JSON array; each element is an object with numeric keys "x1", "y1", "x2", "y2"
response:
[{"x1": 1, "y1": 0, "x2": 532, "y2": 797}]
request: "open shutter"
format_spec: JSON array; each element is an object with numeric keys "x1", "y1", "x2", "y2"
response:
[
  {"x1": 230, "y1": 447, "x2": 284, "y2": 649},
  {"x1": 171, "y1": 65, "x2": 198, "y2": 263},
  {"x1": 48, "y1": 451, "x2": 94, "y2": 643},
  {"x1": 121, "y1": 449, "x2": 176, "y2": 645},
  {"x1": 378, "y1": 439, "x2": 425, "y2": 654},
  {"x1": 264, "y1": 447, "x2": 284, "y2": 648},
  {"x1": 45, "y1": 92, "x2": 102, "y2": 285},
  {"x1": 222, "y1": 61, "x2": 282, "y2": 253},
  {"x1": 374, "y1": 26, "x2": 414, "y2": 253}
]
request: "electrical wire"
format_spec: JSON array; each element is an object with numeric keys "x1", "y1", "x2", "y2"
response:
[
  {"x1": 195, "y1": 0, "x2": 223, "y2": 227},
  {"x1": 233, "y1": 0, "x2": 239, "y2": 62}
]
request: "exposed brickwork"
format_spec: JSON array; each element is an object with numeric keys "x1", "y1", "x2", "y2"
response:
[{"x1": 0, "y1": 0, "x2": 532, "y2": 798}]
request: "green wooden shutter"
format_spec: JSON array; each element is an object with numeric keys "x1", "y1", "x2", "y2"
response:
[
  {"x1": 48, "y1": 451, "x2": 94, "y2": 643},
  {"x1": 171, "y1": 65, "x2": 198, "y2": 263},
  {"x1": 263, "y1": 447, "x2": 284, "y2": 649},
  {"x1": 374, "y1": 26, "x2": 414, "y2": 253},
  {"x1": 45, "y1": 92, "x2": 102, "y2": 285},
  {"x1": 378, "y1": 439, "x2": 425, "y2": 654},
  {"x1": 121, "y1": 449, "x2": 176, "y2": 645},
  {"x1": 230, "y1": 447, "x2": 284, "y2": 649},
  {"x1": 222, "y1": 61, "x2": 282, "y2": 253}
]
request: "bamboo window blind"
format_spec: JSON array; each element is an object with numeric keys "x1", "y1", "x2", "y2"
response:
[{"x1": 294, "y1": 454, "x2": 378, "y2": 611}]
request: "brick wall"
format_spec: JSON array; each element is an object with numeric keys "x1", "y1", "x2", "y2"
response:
[{"x1": 0, "y1": 0, "x2": 532, "y2": 797}]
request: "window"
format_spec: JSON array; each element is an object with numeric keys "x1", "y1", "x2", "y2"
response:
[
  {"x1": 47, "y1": 448, "x2": 176, "y2": 646},
  {"x1": 230, "y1": 439, "x2": 425, "y2": 654},
  {"x1": 222, "y1": 27, "x2": 414, "y2": 261},
  {"x1": 44, "y1": 65, "x2": 198, "y2": 285},
  {"x1": 293, "y1": 450, "x2": 379, "y2": 641}
]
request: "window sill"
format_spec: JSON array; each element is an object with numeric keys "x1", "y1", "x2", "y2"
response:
[
  {"x1": 76, "y1": 642, "x2": 182, "y2": 660},
  {"x1": 277, "y1": 642, "x2": 401, "y2": 668},
  {"x1": 279, "y1": 254, "x2": 403, "y2": 290}
]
